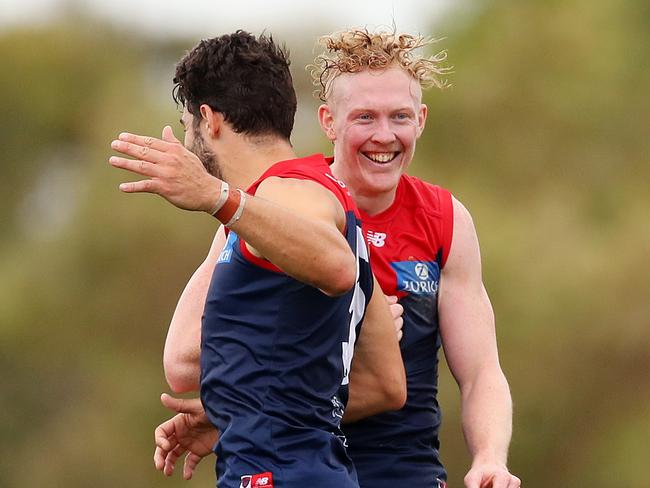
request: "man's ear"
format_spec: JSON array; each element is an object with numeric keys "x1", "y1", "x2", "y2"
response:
[
  {"x1": 199, "y1": 104, "x2": 224, "y2": 137},
  {"x1": 317, "y1": 104, "x2": 337, "y2": 142},
  {"x1": 416, "y1": 103, "x2": 428, "y2": 138}
]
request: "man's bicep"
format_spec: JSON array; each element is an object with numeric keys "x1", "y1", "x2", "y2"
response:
[
  {"x1": 439, "y1": 198, "x2": 499, "y2": 386},
  {"x1": 254, "y1": 177, "x2": 346, "y2": 231}
]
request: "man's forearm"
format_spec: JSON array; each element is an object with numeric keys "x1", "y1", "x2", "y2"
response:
[{"x1": 460, "y1": 368, "x2": 513, "y2": 466}]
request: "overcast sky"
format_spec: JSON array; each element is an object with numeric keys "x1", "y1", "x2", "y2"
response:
[{"x1": 0, "y1": 0, "x2": 466, "y2": 38}]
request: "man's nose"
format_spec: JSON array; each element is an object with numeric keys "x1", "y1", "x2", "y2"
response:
[{"x1": 370, "y1": 119, "x2": 397, "y2": 145}]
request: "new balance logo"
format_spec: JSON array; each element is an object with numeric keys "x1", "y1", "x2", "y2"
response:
[
  {"x1": 366, "y1": 230, "x2": 387, "y2": 247},
  {"x1": 241, "y1": 472, "x2": 274, "y2": 488}
]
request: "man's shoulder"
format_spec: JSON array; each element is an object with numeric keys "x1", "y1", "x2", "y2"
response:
[
  {"x1": 399, "y1": 174, "x2": 452, "y2": 214},
  {"x1": 264, "y1": 153, "x2": 330, "y2": 180}
]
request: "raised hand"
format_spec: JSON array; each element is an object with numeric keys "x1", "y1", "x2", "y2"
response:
[{"x1": 110, "y1": 126, "x2": 221, "y2": 212}]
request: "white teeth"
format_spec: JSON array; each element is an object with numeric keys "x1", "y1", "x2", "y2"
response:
[{"x1": 364, "y1": 152, "x2": 396, "y2": 163}]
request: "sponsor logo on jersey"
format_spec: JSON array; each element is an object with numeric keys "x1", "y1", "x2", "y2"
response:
[
  {"x1": 331, "y1": 394, "x2": 345, "y2": 421},
  {"x1": 366, "y1": 230, "x2": 387, "y2": 248},
  {"x1": 240, "y1": 472, "x2": 273, "y2": 488},
  {"x1": 217, "y1": 232, "x2": 238, "y2": 264},
  {"x1": 391, "y1": 260, "x2": 440, "y2": 295}
]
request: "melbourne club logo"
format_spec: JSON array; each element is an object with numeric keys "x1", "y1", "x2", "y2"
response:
[{"x1": 366, "y1": 230, "x2": 387, "y2": 248}]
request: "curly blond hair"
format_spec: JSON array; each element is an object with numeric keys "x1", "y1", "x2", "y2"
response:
[{"x1": 310, "y1": 27, "x2": 451, "y2": 101}]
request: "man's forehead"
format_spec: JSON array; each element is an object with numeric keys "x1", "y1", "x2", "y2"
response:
[{"x1": 330, "y1": 67, "x2": 422, "y2": 108}]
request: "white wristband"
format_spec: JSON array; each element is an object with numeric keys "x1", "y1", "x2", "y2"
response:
[
  {"x1": 224, "y1": 189, "x2": 247, "y2": 227},
  {"x1": 209, "y1": 181, "x2": 230, "y2": 215}
]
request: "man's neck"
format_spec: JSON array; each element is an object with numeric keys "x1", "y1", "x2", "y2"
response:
[
  {"x1": 330, "y1": 160, "x2": 399, "y2": 216},
  {"x1": 351, "y1": 188, "x2": 398, "y2": 216},
  {"x1": 221, "y1": 138, "x2": 296, "y2": 190}
]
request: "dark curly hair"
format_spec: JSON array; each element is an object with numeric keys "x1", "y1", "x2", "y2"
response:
[{"x1": 173, "y1": 31, "x2": 297, "y2": 141}]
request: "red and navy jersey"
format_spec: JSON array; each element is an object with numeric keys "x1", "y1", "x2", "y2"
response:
[
  {"x1": 200, "y1": 154, "x2": 372, "y2": 488},
  {"x1": 343, "y1": 174, "x2": 454, "y2": 487}
]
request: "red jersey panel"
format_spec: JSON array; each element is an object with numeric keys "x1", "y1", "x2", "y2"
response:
[
  {"x1": 345, "y1": 173, "x2": 454, "y2": 487},
  {"x1": 360, "y1": 174, "x2": 453, "y2": 297}
]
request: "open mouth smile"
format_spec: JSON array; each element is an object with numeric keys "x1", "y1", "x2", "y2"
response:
[{"x1": 361, "y1": 151, "x2": 400, "y2": 164}]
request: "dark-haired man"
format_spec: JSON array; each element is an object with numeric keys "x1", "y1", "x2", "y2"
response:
[{"x1": 110, "y1": 32, "x2": 405, "y2": 488}]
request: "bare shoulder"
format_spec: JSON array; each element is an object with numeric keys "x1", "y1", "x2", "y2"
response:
[
  {"x1": 444, "y1": 196, "x2": 482, "y2": 280},
  {"x1": 451, "y1": 196, "x2": 477, "y2": 234},
  {"x1": 255, "y1": 176, "x2": 345, "y2": 227}
]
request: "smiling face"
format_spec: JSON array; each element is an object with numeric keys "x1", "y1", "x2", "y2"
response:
[{"x1": 319, "y1": 67, "x2": 427, "y2": 212}]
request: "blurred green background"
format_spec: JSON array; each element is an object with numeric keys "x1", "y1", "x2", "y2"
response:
[{"x1": 1, "y1": 1, "x2": 648, "y2": 487}]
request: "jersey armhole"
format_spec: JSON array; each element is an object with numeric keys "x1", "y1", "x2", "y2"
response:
[
  {"x1": 439, "y1": 188, "x2": 454, "y2": 268},
  {"x1": 238, "y1": 239, "x2": 285, "y2": 273}
]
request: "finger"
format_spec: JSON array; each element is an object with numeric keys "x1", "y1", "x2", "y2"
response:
[
  {"x1": 118, "y1": 179, "x2": 159, "y2": 194},
  {"x1": 479, "y1": 474, "x2": 497, "y2": 488},
  {"x1": 394, "y1": 317, "x2": 403, "y2": 332},
  {"x1": 489, "y1": 473, "x2": 510, "y2": 488},
  {"x1": 154, "y1": 445, "x2": 166, "y2": 471},
  {"x1": 162, "y1": 125, "x2": 181, "y2": 144},
  {"x1": 390, "y1": 303, "x2": 404, "y2": 319},
  {"x1": 396, "y1": 329, "x2": 403, "y2": 341},
  {"x1": 164, "y1": 444, "x2": 185, "y2": 477},
  {"x1": 464, "y1": 471, "x2": 481, "y2": 488},
  {"x1": 154, "y1": 421, "x2": 176, "y2": 452},
  {"x1": 117, "y1": 131, "x2": 172, "y2": 152},
  {"x1": 183, "y1": 452, "x2": 204, "y2": 480},
  {"x1": 111, "y1": 139, "x2": 168, "y2": 164},
  {"x1": 161, "y1": 393, "x2": 204, "y2": 414},
  {"x1": 508, "y1": 475, "x2": 521, "y2": 488},
  {"x1": 385, "y1": 294, "x2": 398, "y2": 305},
  {"x1": 109, "y1": 156, "x2": 161, "y2": 177}
]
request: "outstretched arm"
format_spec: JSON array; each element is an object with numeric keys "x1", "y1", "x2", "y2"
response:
[
  {"x1": 109, "y1": 127, "x2": 356, "y2": 296},
  {"x1": 343, "y1": 277, "x2": 407, "y2": 423},
  {"x1": 439, "y1": 197, "x2": 520, "y2": 488}
]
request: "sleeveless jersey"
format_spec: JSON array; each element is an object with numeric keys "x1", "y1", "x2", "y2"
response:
[
  {"x1": 200, "y1": 154, "x2": 373, "y2": 488},
  {"x1": 343, "y1": 174, "x2": 454, "y2": 488}
]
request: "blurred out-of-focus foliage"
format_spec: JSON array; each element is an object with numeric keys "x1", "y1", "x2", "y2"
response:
[{"x1": 0, "y1": 1, "x2": 648, "y2": 487}]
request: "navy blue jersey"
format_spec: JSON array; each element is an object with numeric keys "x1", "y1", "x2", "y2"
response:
[
  {"x1": 200, "y1": 154, "x2": 373, "y2": 488},
  {"x1": 343, "y1": 175, "x2": 454, "y2": 488}
]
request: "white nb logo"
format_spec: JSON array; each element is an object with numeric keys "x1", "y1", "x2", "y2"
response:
[
  {"x1": 366, "y1": 230, "x2": 387, "y2": 248},
  {"x1": 414, "y1": 263, "x2": 429, "y2": 280}
]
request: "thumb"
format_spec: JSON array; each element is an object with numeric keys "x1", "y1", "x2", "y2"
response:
[
  {"x1": 162, "y1": 125, "x2": 181, "y2": 143},
  {"x1": 160, "y1": 393, "x2": 203, "y2": 414}
]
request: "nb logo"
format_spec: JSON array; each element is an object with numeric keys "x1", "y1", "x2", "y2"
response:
[{"x1": 366, "y1": 230, "x2": 387, "y2": 248}]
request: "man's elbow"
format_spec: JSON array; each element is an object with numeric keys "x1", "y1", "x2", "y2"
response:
[
  {"x1": 319, "y1": 252, "x2": 357, "y2": 297},
  {"x1": 384, "y1": 375, "x2": 407, "y2": 411},
  {"x1": 163, "y1": 354, "x2": 200, "y2": 393}
]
